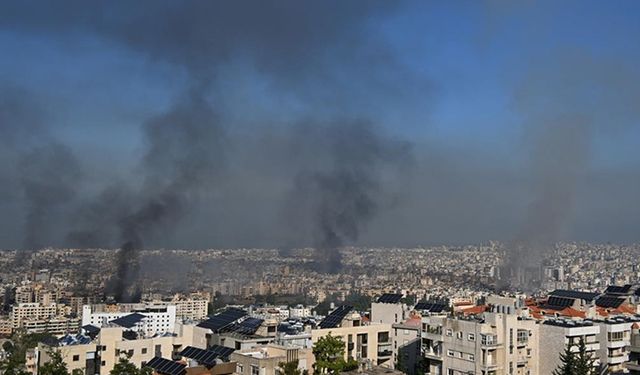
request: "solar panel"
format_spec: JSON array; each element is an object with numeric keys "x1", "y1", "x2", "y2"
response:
[
  {"x1": 180, "y1": 346, "x2": 220, "y2": 366},
  {"x1": 377, "y1": 293, "x2": 403, "y2": 304},
  {"x1": 319, "y1": 305, "x2": 353, "y2": 329},
  {"x1": 549, "y1": 290, "x2": 599, "y2": 302},
  {"x1": 605, "y1": 285, "x2": 632, "y2": 295},
  {"x1": 414, "y1": 302, "x2": 447, "y2": 313},
  {"x1": 111, "y1": 313, "x2": 146, "y2": 328},
  {"x1": 145, "y1": 357, "x2": 186, "y2": 375},
  {"x1": 209, "y1": 344, "x2": 235, "y2": 359},
  {"x1": 197, "y1": 308, "x2": 247, "y2": 332},
  {"x1": 223, "y1": 317, "x2": 264, "y2": 335},
  {"x1": 596, "y1": 296, "x2": 625, "y2": 308},
  {"x1": 545, "y1": 296, "x2": 574, "y2": 309}
]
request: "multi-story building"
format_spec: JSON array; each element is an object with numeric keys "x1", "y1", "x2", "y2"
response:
[
  {"x1": 371, "y1": 294, "x2": 410, "y2": 325},
  {"x1": 538, "y1": 319, "x2": 600, "y2": 375},
  {"x1": 171, "y1": 296, "x2": 209, "y2": 321},
  {"x1": 33, "y1": 322, "x2": 208, "y2": 375},
  {"x1": 311, "y1": 305, "x2": 393, "y2": 368},
  {"x1": 230, "y1": 345, "x2": 314, "y2": 375},
  {"x1": 391, "y1": 312, "x2": 421, "y2": 375},
  {"x1": 11, "y1": 303, "x2": 58, "y2": 328},
  {"x1": 421, "y1": 296, "x2": 538, "y2": 375},
  {"x1": 594, "y1": 317, "x2": 638, "y2": 373},
  {"x1": 81, "y1": 303, "x2": 177, "y2": 335},
  {"x1": 289, "y1": 305, "x2": 312, "y2": 319}
]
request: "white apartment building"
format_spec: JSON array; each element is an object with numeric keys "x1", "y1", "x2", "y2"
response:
[
  {"x1": 594, "y1": 317, "x2": 638, "y2": 373},
  {"x1": 82, "y1": 303, "x2": 177, "y2": 335},
  {"x1": 421, "y1": 297, "x2": 538, "y2": 375},
  {"x1": 289, "y1": 305, "x2": 311, "y2": 318},
  {"x1": 538, "y1": 319, "x2": 600, "y2": 375},
  {"x1": 371, "y1": 294, "x2": 409, "y2": 325}
]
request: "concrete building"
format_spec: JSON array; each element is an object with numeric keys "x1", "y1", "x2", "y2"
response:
[
  {"x1": 11, "y1": 303, "x2": 58, "y2": 328},
  {"x1": 593, "y1": 317, "x2": 638, "y2": 373},
  {"x1": 82, "y1": 303, "x2": 177, "y2": 335},
  {"x1": 172, "y1": 295, "x2": 209, "y2": 321},
  {"x1": 421, "y1": 297, "x2": 538, "y2": 375},
  {"x1": 230, "y1": 345, "x2": 313, "y2": 375},
  {"x1": 33, "y1": 322, "x2": 208, "y2": 375},
  {"x1": 312, "y1": 323, "x2": 393, "y2": 368},
  {"x1": 289, "y1": 305, "x2": 312, "y2": 319},
  {"x1": 538, "y1": 319, "x2": 600, "y2": 375},
  {"x1": 371, "y1": 294, "x2": 409, "y2": 325},
  {"x1": 391, "y1": 312, "x2": 421, "y2": 375}
]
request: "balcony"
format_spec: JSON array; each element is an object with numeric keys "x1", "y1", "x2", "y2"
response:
[
  {"x1": 608, "y1": 353, "x2": 628, "y2": 365},
  {"x1": 607, "y1": 339, "x2": 629, "y2": 349},
  {"x1": 481, "y1": 334, "x2": 501, "y2": 348},
  {"x1": 423, "y1": 347, "x2": 443, "y2": 360}
]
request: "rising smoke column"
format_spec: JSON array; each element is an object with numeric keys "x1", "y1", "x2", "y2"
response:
[
  {"x1": 83, "y1": 90, "x2": 225, "y2": 302},
  {"x1": 504, "y1": 51, "x2": 640, "y2": 289},
  {"x1": 287, "y1": 121, "x2": 411, "y2": 273}
]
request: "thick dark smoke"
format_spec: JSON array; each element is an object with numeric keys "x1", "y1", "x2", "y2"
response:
[
  {"x1": 286, "y1": 122, "x2": 411, "y2": 273},
  {"x1": 1, "y1": 86, "x2": 83, "y2": 261},
  {"x1": 1, "y1": 1, "x2": 414, "y2": 289},
  {"x1": 71, "y1": 90, "x2": 225, "y2": 301}
]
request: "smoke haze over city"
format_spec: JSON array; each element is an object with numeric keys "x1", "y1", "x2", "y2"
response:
[{"x1": 1, "y1": 0, "x2": 640, "y2": 256}]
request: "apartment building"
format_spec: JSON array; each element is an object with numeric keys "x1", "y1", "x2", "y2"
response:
[
  {"x1": 421, "y1": 297, "x2": 538, "y2": 375},
  {"x1": 33, "y1": 322, "x2": 206, "y2": 375},
  {"x1": 538, "y1": 319, "x2": 600, "y2": 375},
  {"x1": 312, "y1": 305, "x2": 393, "y2": 368},
  {"x1": 82, "y1": 303, "x2": 177, "y2": 335},
  {"x1": 10, "y1": 302, "x2": 77, "y2": 334},
  {"x1": 391, "y1": 312, "x2": 421, "y2": 375},
  {"x1": 172, "y1": 297, "x2": 209, "y2": 321},
  {"x1": 594, "y1": 317, "x2": 638, "y2": 373},
  {"x1": 230, "y1": 345, "x2": 313, "y2": 375},
  {"x1": 371, "y1": 294, "x2": 410, "y2": 325}
]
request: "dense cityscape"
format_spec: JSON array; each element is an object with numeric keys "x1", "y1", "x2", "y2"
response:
[
  {"x1": 3, "y1": 1, "x2": 640, "y2": 375},
  {"x1": 1, "y1": 244, "x2": 640, "y2": 374}
]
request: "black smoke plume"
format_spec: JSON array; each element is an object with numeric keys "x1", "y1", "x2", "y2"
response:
[{"x1": 287, "y1": 121, "x2": 411, "y2": 273}]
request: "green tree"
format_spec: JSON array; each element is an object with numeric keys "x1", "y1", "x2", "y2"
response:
[
  {"x1": 553, "y1": 341, "x2": 576, "y2": 375},
  {"x1": 278, "y1": 359, "x2": 302, "y2": 375},
  {"x1": 553, "y1": 338, "x2": 596, "y2": 375},
  {"x1": 312, "y1": 333, "x2": 357, "y2": 374},
  {"x1": 39, "y1": 350, "x2": 70, "y2": 375},
  {"x1": 110, "y1": 354, "x2": 151, "y2": 375},
  {"x1": 573, "y1": 338, "x2": 597, "y2": 375}
]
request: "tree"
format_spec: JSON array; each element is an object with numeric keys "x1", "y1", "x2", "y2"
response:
[
  {"x1": 110, "y1": 354, "x2": 151, "y2": 375},
  {"x1": 553, "y1": 341, "x2": 576, "y2": 375},
  {"x1": 573, "y1": 338, "x2": 597, "y2": 375},
  {"x1": 278, "y1": 359, "x2": 302, "y2": 375},
  {"x1": 312, "y1": 333, "x2": 357, "y2": 374},
  {"x1": 39, "y1": 350, "x2": 70, "y2": 375},
  {"x1": 553, "y1": 338, "x2": 596, "y2": 375}
]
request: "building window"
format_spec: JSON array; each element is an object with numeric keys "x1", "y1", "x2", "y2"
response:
[
  {"x1": 609, "y1": 331, "x2": 624, "y2": 342},
  {"x1": 468, "y1": 333, "x2": 475, "y2": 341},
  {"x1": 456, "y1": 331, "x2": 463, "y2": 340},
  {"x1": 72, "y1": 355, "x2": 80, "y2": 361},
  {"x1": 237, "y1": 364, "x2": 244, "y2": 373},
  {"x1": 447, "y1": 350, "x2": 455, "y2": 357},
  {"x1": 446, "y1": 329, "x2": 453, "y2": 336},
  {"x1": 251, "y1": 365, "x2": 260, "y2": 375},
  {"x1": 468, "y1": 353, "x2": 475, "y2": 361},
  {"x1": 142, "y1": 348, "x2": 147, "y2": 354}
]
